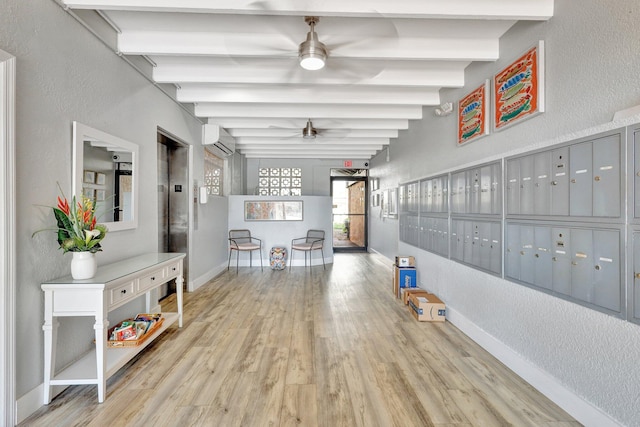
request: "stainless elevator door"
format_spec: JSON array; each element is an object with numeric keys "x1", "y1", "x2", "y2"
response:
[{"x1": 158, "y1": 134, "x2": 189, "y2": 298}]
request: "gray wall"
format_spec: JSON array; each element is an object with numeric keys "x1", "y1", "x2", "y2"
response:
[
  {"x1": 369, "y1": 1, "x2": 640, "y2": 425},
  {"x1": 228, "y1": 195, "x2": 333, "y2": 266},
  {"x1": 0, "y1": 0, "x2": 229, "y2": 403}
]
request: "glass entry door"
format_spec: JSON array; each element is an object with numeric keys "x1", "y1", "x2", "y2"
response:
[{"x1": 331, "y1": 175, "x2": 367, "y2": 252}]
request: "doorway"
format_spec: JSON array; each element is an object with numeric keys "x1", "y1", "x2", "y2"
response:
[
  {"x1": 157, "y1": 130, "x2": 189, "y2": 298},
  {"x1": 331, "y1": 169, "x2": 368, "y2": 252}
]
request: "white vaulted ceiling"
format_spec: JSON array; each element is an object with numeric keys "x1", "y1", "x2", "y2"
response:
[{"x1": 59, "y1": 0, "x2": 554, "y2": 159}]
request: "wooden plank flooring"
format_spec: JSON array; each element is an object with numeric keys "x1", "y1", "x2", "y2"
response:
[{"x1": 20, "y1": 253, "x2": 581, "y2": 427}]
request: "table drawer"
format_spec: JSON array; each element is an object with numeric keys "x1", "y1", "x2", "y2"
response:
[
  {"x1": 137, "y1": 267, "x2": 167, "y2": 292},
  {"x1": 109, "y1": 281, "x2": 135, "y2": 309},
  {"x1": 166, "y1": 261, "x2": 182, "y2": 278}
]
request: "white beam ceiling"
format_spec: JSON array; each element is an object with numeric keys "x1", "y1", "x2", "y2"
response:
[{"x1": 60, "y1": 0, "x2": 554, "y2": 159}]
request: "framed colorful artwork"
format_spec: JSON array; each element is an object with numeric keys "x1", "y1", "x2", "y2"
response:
[
  {"x1": 457, "y1": 80, "x2": 490, "y2": 145},
  {"x1": 493, "y1": 41, "x2": 545, "y2": 131}
]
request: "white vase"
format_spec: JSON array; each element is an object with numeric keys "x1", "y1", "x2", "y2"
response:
[{"x1": 71, "y1": 251, "x2": 97, "y2": 280}]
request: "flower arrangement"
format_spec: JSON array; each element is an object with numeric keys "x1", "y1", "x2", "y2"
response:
[{"x1": 34, "y1": 190, "x2": 108, "y2": 253}]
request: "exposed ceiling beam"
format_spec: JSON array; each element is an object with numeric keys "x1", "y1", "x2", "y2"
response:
[
  {"x1": 228, "y1": 128, "x2": 398, "y2": 138},
  {"x1": 236, "y1": 137, "x2": 390, "y2": 145},
  {"x1": 152, "y1": 57, "x2": 467, "y2": 87},
  {"x1": 196, "y1": 103, "x2": 423, "y2": 119},
  {"x1": 177, "y1": 84, "x2": 440, "y2": 105},
  {"x1": 207, "y1": 118, "x2": 410, "y2": 130},
  {"x1": 118, "y1": 31, "x2": 500, "y2": 61},
  {"x1": 61, "y1": 0, "x2": 554, "y2": 20}
]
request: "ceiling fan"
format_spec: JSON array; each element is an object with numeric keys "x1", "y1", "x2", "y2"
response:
[
  {"x1": 244, "y1": 4, "x2": 398, "y2": 80},
  {"x1": 269, "y1": 119, "x2": 349, "y2": 139},
  {"x1": 302, "y1": 118, "x2": 318, "y2": 138},
  {"x1": 298, "y1": 16, "x2": 328, "y2": 70}
]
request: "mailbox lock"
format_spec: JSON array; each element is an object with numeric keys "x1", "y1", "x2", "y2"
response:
[
  {"x1": 551, "y1": 181, "x2": 558, "y2": 186},
  {"x1": 570, "y1": 179, "x2": 576, "y2": 183},
  {"x1": 594, "y1": 265, "x2": 601, "y2": 271},
  {"x1": 534, "y1": 253, "x2": 539, "y2": 258},
  {"x1": 552, "y1": 257, "x2": 558, "y2": 262},
  {"x1": 571, "y1": 261, "x2": 578, "y2": 266},
  {"x1": 635, "y1": 273, "x2": 640, "y2": 279},
  {"x1": 636, "y1": 172, "x2": 640, "y2": 177},
  {"x1": 594, "y1": 176, "x2": 601, "y2": 182},
  {"x1": 520, "y1": 251, "x2": 525, "y2": 255}
]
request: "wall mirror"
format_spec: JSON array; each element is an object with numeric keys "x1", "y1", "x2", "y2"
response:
[{"x1": 72, "y1": 121, "x2": 139, "y2": 232}]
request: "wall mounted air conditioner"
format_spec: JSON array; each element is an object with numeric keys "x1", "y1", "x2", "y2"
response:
[{"x1": 202, "y1": 124, "x2": 236, "y2": 158}]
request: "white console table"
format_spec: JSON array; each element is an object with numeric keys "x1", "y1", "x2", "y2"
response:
[{"x1": 41, "y1": 252, "x2": 185, "y2": 404}]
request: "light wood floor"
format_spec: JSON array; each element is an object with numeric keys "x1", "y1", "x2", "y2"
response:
[{"x1": 21, "y1": 253, "x2": 580, "y2": 427}]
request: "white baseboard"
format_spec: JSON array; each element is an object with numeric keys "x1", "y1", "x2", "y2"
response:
[
  {"x1": 446, "y1": 307, "x2": 622, "y2": 427},
  {"x1": 229, "y1": 257, "x2": 333, "y2": 268},
  {"x1": 188, "y1": 262, "x2": 226, "y2": 292},
  {"x1": 16, "y1": 383, "x2": 66, "y2": 424}
]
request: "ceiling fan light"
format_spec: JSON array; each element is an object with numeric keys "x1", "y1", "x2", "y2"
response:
[
  {"x1": 298, "y1": 29, "x2": 327, "y2": 71},
  {"x1": 300, "y1": 55, "x2": 325, "y2": 71}
]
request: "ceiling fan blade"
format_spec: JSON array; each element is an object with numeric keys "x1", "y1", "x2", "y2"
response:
[
  {"x1": 322, "y1": 59, "x2": 387, "y2": 82},
  {"x1": 317, "y1": 129, "x2": 351, "y2": 138},
  {"x1": 323, "y1": 14, "x2": 399, "y2": 51}
]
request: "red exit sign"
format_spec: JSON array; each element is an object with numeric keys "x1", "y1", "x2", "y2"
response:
[{"x1": 343, "y1": 160, "x2": 352, "y2": 167}]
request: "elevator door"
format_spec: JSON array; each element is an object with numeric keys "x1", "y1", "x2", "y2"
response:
[{"x1": 158, "y1": 132, "x2": 189, "y2": 298}]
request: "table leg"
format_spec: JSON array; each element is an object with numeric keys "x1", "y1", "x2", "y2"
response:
[
  {"x1": 94, "y1": 314, "x2": 108, "y2": 403},
  {"x1": 42, "y1": 290, "x2": 58, "y2": 404},
  {"x1": 42, "y1": 319, "x2": 57, "y2": 404},
  {"x1": 176, "y1": 273, "x2": 184, "y2": 328}
]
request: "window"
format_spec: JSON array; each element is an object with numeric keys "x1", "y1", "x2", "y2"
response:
[
  {"x1": 204, "y1": 149, "x2": 224, "y2": 196},
  {"x1": 258, "y1": 167, "x2": 302, "y2": 196}
]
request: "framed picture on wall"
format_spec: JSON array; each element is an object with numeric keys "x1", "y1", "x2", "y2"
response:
[
  {"x1": 83, "y1": 170, "x2": 95, "y2": 184},
  {"x1": 244, "y1": 200, "x2": 303, "y2": 221},
  {"x1": 493, "y1": 40, "x2": 545, "y2": 131},
  {"x1": 457, "y1": 80, "x2": 490, "y2": 145},
  {"x1": 96, "y1": 172, "x2": 106, "y2": 185},
  {"x1": 83, "y1": 187, "x2": 95, "y2": 199},
  {"x1": 388, "y1": 188, "x2": 398, "y2": 218},
  {"x1": 382, "y1": 190, "x2": 389, "y2": 217}
]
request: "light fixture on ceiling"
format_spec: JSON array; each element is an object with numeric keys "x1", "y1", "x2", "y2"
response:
[
  {"x1": 299, "y1": 16, "x2": 328, "y2": 71},
  {"x1": 434, "y1": 102, "x2": 454, "y2": 117},
  {"x1": 302, "y1": 118, "x2": 317, "y2": 139}
]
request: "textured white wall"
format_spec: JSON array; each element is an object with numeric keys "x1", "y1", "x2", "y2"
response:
[
  {"x1": 370, "y1": 1, "x2": 640, "y2": 425},
  {"x1": 0, "y1": 0, "x2": 231, "y2": 404}
]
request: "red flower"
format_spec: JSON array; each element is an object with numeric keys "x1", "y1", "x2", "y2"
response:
[{"x1": 57, "y1": 196, "x2": 70, "y2": 216}]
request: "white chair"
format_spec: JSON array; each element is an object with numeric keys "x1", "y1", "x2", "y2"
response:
[
  {"x1": 290, "y1": 229, "x2": 325, "y2": 271},
  {"x1": 228, "y1": 229, "x2": 263, "y2": 273}
]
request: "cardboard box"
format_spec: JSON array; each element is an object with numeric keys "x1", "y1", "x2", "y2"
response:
[
  {"x1": 393, "y1": 265, "x2": 417, "y2": 298},
  {"x1": 408, "y1": 293, "x2": 446, "y2": 322},
  {"x1": 395, "y1": 256, "x2": 416, "y2": 267},
  {"x1": 401, "y1": 288, "x2": 431, "y2": 305}
]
